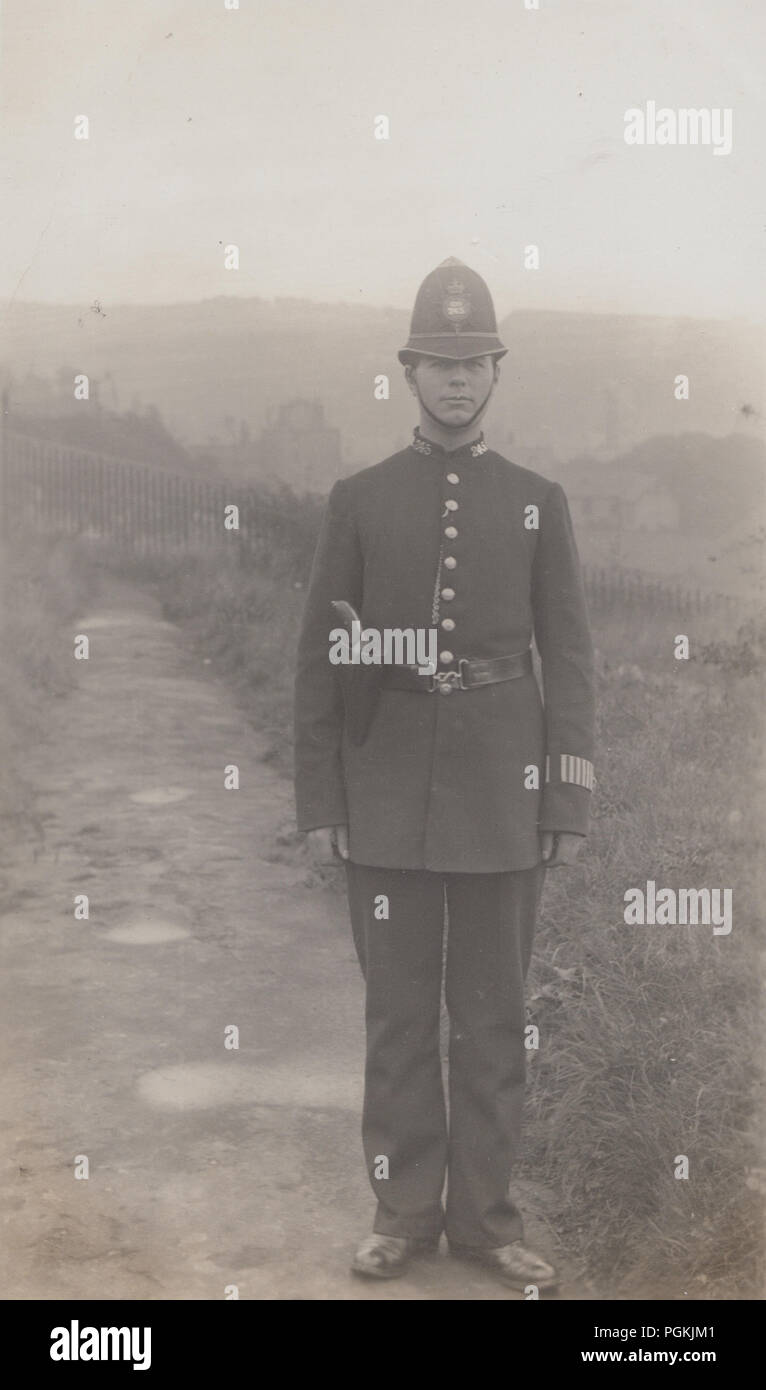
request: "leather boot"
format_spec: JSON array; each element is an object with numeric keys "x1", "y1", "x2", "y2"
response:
[
  {"x1": 351, "y1": 1233, "x2": 440, "y2": 1280},
  {"x1": 449, "y1": 1239, "x2": 558, "y2": 1290}
]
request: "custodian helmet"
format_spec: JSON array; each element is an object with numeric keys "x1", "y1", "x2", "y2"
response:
[{"x1": 398, "y1": 257, "x2": 508, "y2": 366}]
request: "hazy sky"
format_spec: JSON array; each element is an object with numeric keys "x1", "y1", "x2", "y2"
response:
[{"x1": 1, "y1": 0, "x2": 763, "y2": 319}]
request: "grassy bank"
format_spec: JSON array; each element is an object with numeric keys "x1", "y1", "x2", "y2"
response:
[{"x1": 523, "y1": 653, "x2": 763, "y2": 1298}]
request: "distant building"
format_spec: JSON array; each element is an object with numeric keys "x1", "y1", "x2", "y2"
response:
[
  {"x1": 257, "y1": 399, "x2": 341, "y2": 492},
  {"x1": 569, "y1": 479, "x2": 680, "y2": 533}
]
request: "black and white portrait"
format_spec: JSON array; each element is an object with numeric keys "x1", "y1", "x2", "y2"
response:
[{"x1": 0, "y1": 0, "x2": 763, "y2": 1334}]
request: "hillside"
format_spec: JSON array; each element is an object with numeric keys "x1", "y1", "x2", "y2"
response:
[{"x1": 2, "y1": 299, "x2": 763, "y2": 474}]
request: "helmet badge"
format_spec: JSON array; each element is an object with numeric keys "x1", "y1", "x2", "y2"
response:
[{"x1": 442, "y1": 276, "x2": 471, "y2": 329}]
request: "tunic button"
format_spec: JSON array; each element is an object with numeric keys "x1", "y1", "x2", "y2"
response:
[
  {"x1": 444, "y1": 526, "x2": 458, "y2": 539},
  {"x1": 444, "y1": 499, "x2": 458, "y2": 511},
  {"x1": 439, "y1": 684, "x2": 453, "y2": 695},
  {"x1": 439, "y1": 651, "x2": 454, "y2": 664},
  {"x1": 441, "y1": 618, "x2": 455, "y2": 631},
  {"x1": 440, "y1": 587, "x2": 455, "y2": 600},
  {"x1": 446, "y1": 472, "x2": 460, "y2": 484},
  {"x1": 444, "y1": 556, "x2": 457, "y2": 569}
]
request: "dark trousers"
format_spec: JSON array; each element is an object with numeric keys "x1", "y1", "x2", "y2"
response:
[{"x1": 344, "y1": 860, "x2": 546, "y2": 1248}]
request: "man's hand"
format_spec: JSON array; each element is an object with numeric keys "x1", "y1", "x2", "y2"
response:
[
  {"x1": 540, "y1": 831, "x2": 584, "y2": 868},
  {"x1": 305, "y1": 824, "x2": 349, "y2": 863}
]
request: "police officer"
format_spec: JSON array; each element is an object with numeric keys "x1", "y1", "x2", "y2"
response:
[{"x1": 293, "y1": 258, "x2": 595, "y2": 1290}]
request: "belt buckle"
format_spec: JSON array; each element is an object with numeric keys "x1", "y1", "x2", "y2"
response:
[{"x1": 428, "y1": 663, "x2": 469, "y2": 693}]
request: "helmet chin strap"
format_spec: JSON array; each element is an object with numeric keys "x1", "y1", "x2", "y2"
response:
[{"x1": 415, "y1": 375, "x2": 496, "y2": 433}]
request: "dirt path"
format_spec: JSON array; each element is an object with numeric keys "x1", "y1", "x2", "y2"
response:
[{"x1": 0, "y1": 577, "x2": 598, "y2": 1301}]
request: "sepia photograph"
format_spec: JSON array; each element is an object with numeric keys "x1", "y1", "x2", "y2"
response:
[{"x1": 0, "y1": 0, "x2": 763, "y2": 1336}]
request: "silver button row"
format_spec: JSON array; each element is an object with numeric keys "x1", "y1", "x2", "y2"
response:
[{"x1": 439, "y1": 475, "x2": 461, "y2": 669}]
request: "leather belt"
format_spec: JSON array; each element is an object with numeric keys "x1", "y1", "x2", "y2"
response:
[{"x1": 382, "y1": 648, "x2": 533, "y2": 694}]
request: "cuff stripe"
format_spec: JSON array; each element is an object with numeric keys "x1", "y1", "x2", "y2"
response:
[
  {"x1": 562, "y1": 753, "x2": 594, "y2": 789},
  {"x1": 544, "y1": 754, "x2": 594, "y2": 789}
]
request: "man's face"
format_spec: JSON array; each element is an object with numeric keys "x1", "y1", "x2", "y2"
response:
[{"x1": 407, "y1": 354, "x2": 498, "y2": 426}]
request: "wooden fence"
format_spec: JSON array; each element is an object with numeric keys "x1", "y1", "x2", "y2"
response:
[{"x1": 0, "y1": 427, "x2": 739, "y2": 622}]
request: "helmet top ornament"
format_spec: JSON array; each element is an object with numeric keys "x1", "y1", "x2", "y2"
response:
[{"x1": 398, "y1": 256, "x2": 507, "y2": 365}]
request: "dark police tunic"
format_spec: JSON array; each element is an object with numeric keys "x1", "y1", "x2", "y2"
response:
[{"x1": 294, "y1": 432, "x2": 595, "y2": 871}]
